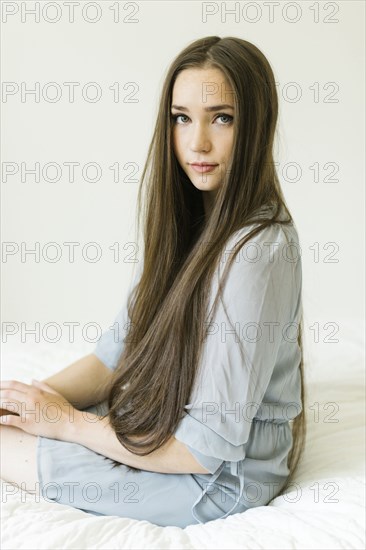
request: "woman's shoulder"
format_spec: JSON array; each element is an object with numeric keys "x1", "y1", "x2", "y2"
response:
[
  {"x1": 225, "y1": 204, "x2": 299, "y2": 256},
  {"x1": 215, "y1": 205, "x2": 301, "y2": 293}
]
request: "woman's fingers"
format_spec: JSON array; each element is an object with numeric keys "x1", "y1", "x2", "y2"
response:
[
  {"x1": 31, "y1": 379, "x2": 61, "y2": 395},
  {"x1": 0, "y1": 380, "x2": 30, "y2": 393},
  {"x1": 0, "y1": 407, "x2": 19, "y2": 417},
  {"x1": 0, "y1": 386, "x2": 37, "y2": 417},
  {"x1": 0, "y1": 394, "x2": 23, "y2": 416}
]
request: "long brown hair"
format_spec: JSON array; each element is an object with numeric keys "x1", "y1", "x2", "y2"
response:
[{"x1": 99, "y1": 36, "x2": 306, "y2": 495}]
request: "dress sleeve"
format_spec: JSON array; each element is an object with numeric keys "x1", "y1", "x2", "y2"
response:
[
  {"x1": 174, "y1": 223, "x2": 301, "y2": 474},
  {"x1": 93, "y1": 262, "x2": 142, "y2": 371}
]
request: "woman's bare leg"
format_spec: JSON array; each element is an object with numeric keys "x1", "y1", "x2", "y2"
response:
[{"x1": 0, "y1": 425, "x2": 41, "y2": 498}]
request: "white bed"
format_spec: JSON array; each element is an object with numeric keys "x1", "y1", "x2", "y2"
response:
[{"x1": 1, "y1": 320, "x2": 365, "y2": 550}]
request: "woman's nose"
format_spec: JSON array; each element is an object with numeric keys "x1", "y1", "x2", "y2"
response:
[{"x1": 190, "y1": 124, "x2": 211, "y2": 151}]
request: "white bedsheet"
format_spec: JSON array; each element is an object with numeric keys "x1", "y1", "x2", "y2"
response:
[{"x1": 1, "y1": 322, "x2": 365, "y2": 550}]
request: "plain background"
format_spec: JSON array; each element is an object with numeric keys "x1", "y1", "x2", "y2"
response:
[{"x1": 1, "y1": 1, "x2": 364, "y2": 365}]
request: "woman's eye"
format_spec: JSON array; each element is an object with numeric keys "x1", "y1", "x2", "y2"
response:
[
  {"x1": 216, "y1": 114, "x2": 233, "y2": 125},
  {"x1": 171, "y1": 113, "x2": 233, "y2": 125},
  {"x1": 172, "y1": 114, "x2": 188, "y2": 124}
]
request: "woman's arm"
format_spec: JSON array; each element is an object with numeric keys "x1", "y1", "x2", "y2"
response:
[
  {"x1": 41, "y1": 353, "x2": 114, "y2": 410},
  {"x1": 66, "y1": 410, "x2": 211, "y2": 475},
  {"x1": 44, "y1": 357, "x2": 211, "y2": 474}
]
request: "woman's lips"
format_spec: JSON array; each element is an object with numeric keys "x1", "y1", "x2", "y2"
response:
[{"x1": 190, "y1": 163, "x2": 218, "y2": 173}]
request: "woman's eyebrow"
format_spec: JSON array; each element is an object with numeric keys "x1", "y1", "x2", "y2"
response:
[{"x1": 171, "y1": 104, "x2": 234, "y2": 112}]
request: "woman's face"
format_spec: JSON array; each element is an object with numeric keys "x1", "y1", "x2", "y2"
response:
[{"x1": 171, "y1": 67, "x2": 235, "y2": 197}]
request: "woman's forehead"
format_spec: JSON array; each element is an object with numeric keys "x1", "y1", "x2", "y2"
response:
[{"x1": 172, "y1": 68, "x2": 234, "y2": 106}]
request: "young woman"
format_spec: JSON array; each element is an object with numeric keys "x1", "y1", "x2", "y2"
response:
[{"x1": 0, "y1": 36, "x2": 306, "y2": 528}]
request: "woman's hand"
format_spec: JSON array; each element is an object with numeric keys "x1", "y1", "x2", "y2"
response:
[{"x1": 0, "y1": 379, "x2": 79, "y2": 440}]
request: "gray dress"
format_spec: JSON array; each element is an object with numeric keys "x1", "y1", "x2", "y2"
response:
[{"x1": 37, "y1": 211, "x2": 303, "y2": 527}]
